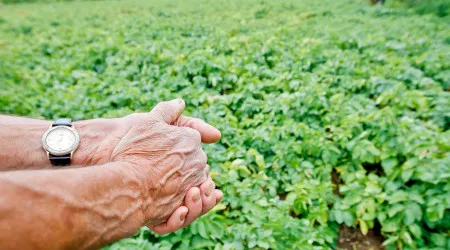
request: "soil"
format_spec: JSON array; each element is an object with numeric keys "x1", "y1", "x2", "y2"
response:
[
  {"x1": 337, "y1": 225, "x2": 385, "y2": 250},
  {"x1": 331, "y1": 169, "x2": 343, "y2": 198},
  {"x1": 332, "y1": 169, "x2": 385, "y2": 250}
]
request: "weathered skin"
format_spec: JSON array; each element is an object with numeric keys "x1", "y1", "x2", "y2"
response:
[
  {"x1": 0, "y1": 99, "x2": 223, "y2": 249},
  {"x1": 110, "y1": 100, "x2": 215, "y2": 225}
]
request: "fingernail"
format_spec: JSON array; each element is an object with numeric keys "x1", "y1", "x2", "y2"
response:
[
  {"x1": 205, "y1": 184, "x2": 213, "y2": 197},
  {"x1": 193, "y1": 193, "x2": 200, "y2": 203},
  {"x1": 180, "y1": 212, "x2": 187, "y2": 222}
]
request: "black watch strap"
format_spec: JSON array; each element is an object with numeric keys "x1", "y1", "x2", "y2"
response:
[
  {"x1": 49, "y1": 153, "x2": 71, "y2": 166},
  {"x1": 50, "y1": 118, "x2": 73, "y2": 167}
]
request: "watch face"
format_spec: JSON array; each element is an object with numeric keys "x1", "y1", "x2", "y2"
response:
[{"x1": 44, "y1": 126, "x2": 78, "y2": 155}]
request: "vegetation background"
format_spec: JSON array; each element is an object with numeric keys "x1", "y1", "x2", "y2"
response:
[{"x1": 0, "y1": 0, "x2": 449, "y2": 249}]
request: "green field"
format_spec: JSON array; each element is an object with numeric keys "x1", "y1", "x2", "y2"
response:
[{"x1": 0, "y1": 0, "x2": 449, "y2": 249}]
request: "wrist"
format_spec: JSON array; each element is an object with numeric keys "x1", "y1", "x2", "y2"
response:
[
  {"x1": 11, "y1": 117, "x2": 122, "y2": 169},
  {"x1": 72, "y1": 118, "x2": 122, "y2": 166}
]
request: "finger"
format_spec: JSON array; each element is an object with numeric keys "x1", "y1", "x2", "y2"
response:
[
  {"x1": 198, "y1": 189, "x2": 223, "y2": 216},
  {"x1": 149, "y1": 99, "x2": 186, "y2": 124},
  {"x1": 175, "y1": 115, "x2": 221, "y2": 143},
  {"x1": 182, "y1": 187, "x2": 203, "y2": 227},
  {"x1": 214, "y1": 189, "x2": 224, "y2": 203},
  {"x1": 199, "y1": 179, "x2": 216, "y2": 215},
  {"x1": 149, "y1": 206, "x2": 188, "y2": 235}
]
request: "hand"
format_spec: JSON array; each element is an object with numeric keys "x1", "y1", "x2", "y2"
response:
[
  {"x1": 149, "y1": 177, "x2": 224, "y2": 234},
  {"x1": 109, "y1": 99, "x2": 222, "y2": 233}
]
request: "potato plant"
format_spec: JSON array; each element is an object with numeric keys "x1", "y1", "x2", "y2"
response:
[{"x1": 0, "y1": 0, "x2": 449, "y2": 249}]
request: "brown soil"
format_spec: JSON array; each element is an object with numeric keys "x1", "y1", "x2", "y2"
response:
[
  {"x1": 332, "y1": 169, "x2": 385, "y2": 250},
  {"x1": 338, "y1": 225, "x2": 385, "y2": 250},
  {"x1": 331, "y1": 169, "x2": 343, "y2": 198}
]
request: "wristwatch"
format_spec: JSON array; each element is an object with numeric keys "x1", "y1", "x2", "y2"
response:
[{"x1": 41, "y1": 118, "x2": 80, "y2": 166}]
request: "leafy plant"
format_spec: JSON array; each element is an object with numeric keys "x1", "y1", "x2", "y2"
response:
[{"x1": 0, "y1": 0, "x2": 449, "y2": 249}]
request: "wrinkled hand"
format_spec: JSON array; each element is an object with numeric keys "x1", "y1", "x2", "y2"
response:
[{"x1": 109, "y1": 99, "x2": 222, "y2": 234}]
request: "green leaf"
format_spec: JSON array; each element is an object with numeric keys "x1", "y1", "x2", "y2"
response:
[
  {"x1": 389, "y1": 191, "x2": 409, "y2": 204},
  {"x1": 430, "y1": 233, "x2": 446, "y2": 247},
  {"x1": 198, "y1": 221, "x2": 207, "y2": 239},
  {"x1": 301, "y1": 161, "x2": 314, "y2": 169},
  {"x1": 367, "y1": 144, "x2": 381, "y2": 156},
  {"x1": 426, "y1": 203, "x2": 445, "y2": 222},
  {"x1": 402, "y1": 231, "x2": 413, "y2": 246},
  {"x1": 382, "y1": 220, "x2": 400, "y2": 233},
  {"x1": 408, "y1": 192, "x2": 425, "y2": 204},
  {"x1": 342, "y1": 211, "x2": 355, "y2": 227},
  {"x1": 382, "y1": 235, "x2": 399, "y2": 247},
  {"x1": 403, "y1": 203, "x2": 422, "y2": 225},
  {"x1": 247, "y1": 148, "x2": 265, "y2": 169},
  {"x1": 401, "y1": 169, "x2": 414, "y2": 182},
  {"x1": 334, "y1": 210, "x2": 344, "y2": 224},
  {"x1": 382, "y1": 158, "x2": 398, "y2": 175},
  {"x1": 388, "y1": 204, "x2": 405, "y2": 217},
  {"x1": 408, "y1": 224, "x2": 421, "y2": 239},
  {"x1": 191, "y1": 235, "x2": 215, "y2": 249},
  {"x1": 358, "y1": 219, "x2": 369, "y2": 235}
]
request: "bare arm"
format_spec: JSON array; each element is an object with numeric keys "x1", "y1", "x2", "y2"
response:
[
  {"x1": 0, "y1": 99, "x2": 224, "y2": 243},
  {"x1": 0, "y1": 115, "x2": 119, "y2": 170},
  {"x1": 0, "y1": 105, "x2": 221, "y2": 171},
  {"x1": 0, "y1": 162, "x2": 146, "y2": 250}
]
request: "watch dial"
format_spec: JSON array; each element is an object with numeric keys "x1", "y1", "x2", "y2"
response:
[{"x1": 46, "y1": 127, "x2": 76, "y2": 153}]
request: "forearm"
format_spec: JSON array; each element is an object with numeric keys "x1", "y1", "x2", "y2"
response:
[
  {"x1": 0, "y1": 115, "x2": 118, "y2": 170},
  {"x1": 0, "y1": 162, "x2": 145, "y2": 250}
]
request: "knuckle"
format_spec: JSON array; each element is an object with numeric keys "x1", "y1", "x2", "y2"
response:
[
  {"x1": 182, "y1": 127, "x2": 201, "y2": 143},
  {"x1": 159, "y1": 109, "x2": 170, "y2": 122},
  {"x1": 180, "y1": 127, "x2": 191, "y2": 135},
  {"x1": 134, "y1": 119, "x2": 159, "y2": 134},
  {"x1": 190, "y1": 129, "x2": 202, "y2": 143},
  {"x1": 185, "y1": 117, "x2": 201, "y2": 128}
]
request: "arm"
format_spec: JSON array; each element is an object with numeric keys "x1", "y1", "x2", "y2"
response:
[
  {"x1": 0, "y1": 99, "x2": 224, "y2": 244},
  {"x1": 0, "y1": 106, "x2": 220, "y2": 171},
  {"x1": 0, "y1": 162, "x2": 145, "y2": 250},
  {"x1": 0, "y1": 162, "x2": 223, "y2": 249},
  {"x1": 0, "y1": 115, "x2": 118, "y2": 170}
]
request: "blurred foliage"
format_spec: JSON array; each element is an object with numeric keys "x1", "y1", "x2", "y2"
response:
[
  {"x1": 388, "y1": 0, "x2": 450, "y2": 17},
  {"x1": 1, "y1": 0, "x2": 70, "y2": 3},
  {"x1": 1, "y1": 0, "x2": 449, "y2": 249},
  {"x1": 0, "y1": 0, "x2": 93, "y2": 4}
]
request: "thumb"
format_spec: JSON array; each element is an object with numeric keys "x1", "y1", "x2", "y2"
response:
[{"x1": 149, "y1": 99, "x2": 186, "y2": 124}]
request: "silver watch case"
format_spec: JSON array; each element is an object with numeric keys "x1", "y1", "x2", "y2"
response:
[{"x1": 41, "y1": 125, "x2": 80, "y2": 156}]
